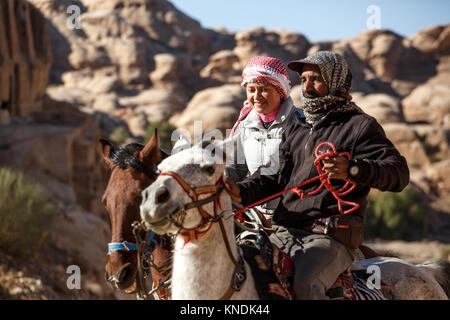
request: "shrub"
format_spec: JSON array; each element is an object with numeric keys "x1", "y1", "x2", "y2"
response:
[
  {"x1": 364, "y1": 185, "x2": 425, "y2": 240},
  {"x1": 109, "y1": 126, "x2": 130, "y2": 145},
  {"x1": 145, "y1": 121, "x2": 177, "y2": 152},
  {"x1": 0, "y1": 167, "x2": 57, "y2": 258}
]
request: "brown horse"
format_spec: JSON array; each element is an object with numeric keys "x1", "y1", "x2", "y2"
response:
[{"x1": 100, "y1": 131, "x2": 172, "y2": 299}]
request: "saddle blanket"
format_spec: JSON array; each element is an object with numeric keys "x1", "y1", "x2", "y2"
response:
[{"x1": 239, "y1": 242, "x2": 391, "y2": 300}]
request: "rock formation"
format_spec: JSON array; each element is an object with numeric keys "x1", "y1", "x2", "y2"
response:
[
  {"x1": 0, "y1": 0, "x2": 449, "y2": 299},
  {"x1": 0, "y1": 0, "x2": 52, "y2": 120}
]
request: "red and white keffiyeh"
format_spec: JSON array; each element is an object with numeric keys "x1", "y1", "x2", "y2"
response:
[
  {"x1": 230, "y1": 56, "x2": 291, "y2": 137},
  {"x1": 241, "y1": 56, "x2": 291, "y2": 100}
]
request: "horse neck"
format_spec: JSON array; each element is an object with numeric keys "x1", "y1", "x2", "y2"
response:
[{"x1": 170, "y1": 194, "x2": 247, "y2": 299}]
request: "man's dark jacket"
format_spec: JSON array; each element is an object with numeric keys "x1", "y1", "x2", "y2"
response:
[{"x1": 237, "y1": 108, "x2": 410, "y2": 245}]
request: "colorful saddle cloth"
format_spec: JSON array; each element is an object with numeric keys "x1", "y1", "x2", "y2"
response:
[{"x1": 238, "y1": 230, "x2": 392, "y2": 300}]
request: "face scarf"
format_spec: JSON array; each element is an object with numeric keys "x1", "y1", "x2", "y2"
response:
[{"x1": 298, "y1": 51, "x2": 355, "y2": 125}]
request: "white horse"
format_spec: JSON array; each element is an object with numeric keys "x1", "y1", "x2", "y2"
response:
[{"x1": 139, "y1": 142, "x2": 450, "y2": 300}]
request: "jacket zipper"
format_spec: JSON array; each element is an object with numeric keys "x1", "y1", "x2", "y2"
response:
[{"x1": 304, "y1": 126, "x2": 314, "y2": 153}]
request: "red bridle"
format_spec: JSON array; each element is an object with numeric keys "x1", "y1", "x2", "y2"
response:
[
  {"x1": 158, "y1": 171, "x2": 226, "y2": 247},
  {"x1": 157, "y1": 170, "x2": 247, "y2": 299}
]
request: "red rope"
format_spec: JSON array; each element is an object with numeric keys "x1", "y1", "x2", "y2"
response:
[{"x1": 234, "y1": 142, "x2": 360, "y2": 222}]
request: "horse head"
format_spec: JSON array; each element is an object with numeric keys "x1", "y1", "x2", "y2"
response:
[
  {"x1": 139, "y1": 140, "x2": 231, "y2": 238},
  {"x1": 139, "y1": 139, "x2": 255, "y2": 300},
  {"x1": 100, "y1": 131, "x2": 168, "y2": 293}
]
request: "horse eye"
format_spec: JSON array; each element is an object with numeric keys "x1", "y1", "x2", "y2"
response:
[{"x1": 203, "y1": 165, "x2": 215, "y2": 175}]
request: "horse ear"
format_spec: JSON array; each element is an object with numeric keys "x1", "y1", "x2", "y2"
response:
[
  {"x1": 100, "y1": 139, "x2": 115, "y2": 169},
  {"x1": 171, "y1": 132, "x2": 192, "y2": 154},
  {"x1": 140, "y1": 129, "x2": 161, "y2": 164}
]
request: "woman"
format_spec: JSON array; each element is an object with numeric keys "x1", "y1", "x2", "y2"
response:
[{"x1": 227, "y1": 56, "x2": 300, "y2": 222}]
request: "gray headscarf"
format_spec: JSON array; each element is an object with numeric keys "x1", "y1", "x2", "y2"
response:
[{"x1": 288, "y1": 51, "x2": 358, "y2": 125}]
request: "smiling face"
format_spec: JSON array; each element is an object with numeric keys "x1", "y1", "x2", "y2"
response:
[{"x1": 246, "y1": 82, "x2": 282, "y2": 114}]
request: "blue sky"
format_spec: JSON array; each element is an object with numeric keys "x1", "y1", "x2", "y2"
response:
[{"x1": 170, "y1": 0, "x2": 450, "y2": 42}]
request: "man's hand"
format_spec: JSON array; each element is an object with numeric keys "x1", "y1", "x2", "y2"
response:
[{"x1": 322, "y1": 156, "x2": 349, "y2": 180}]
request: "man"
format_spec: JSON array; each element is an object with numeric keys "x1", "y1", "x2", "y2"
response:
[{"x1": 226, "y1": 51, "x2": 410, "y2": 299}]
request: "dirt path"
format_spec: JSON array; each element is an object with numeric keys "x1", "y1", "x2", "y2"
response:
[{"x1": 366, "y1": 240, "x2": 450, "y2": 264}]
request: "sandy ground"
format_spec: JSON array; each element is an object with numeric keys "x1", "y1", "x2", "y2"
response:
[{"x1": 366, "y1": 240, "x2": 450, "y2": 264}]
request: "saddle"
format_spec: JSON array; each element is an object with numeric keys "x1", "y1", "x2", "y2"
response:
[{"x1": 236, "y1": 209, "x2": 391, "y2": 300}]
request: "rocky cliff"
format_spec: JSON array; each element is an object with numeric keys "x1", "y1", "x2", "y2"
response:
[{"x1": 0, "y1": 0, "x2": 449, "y2": 299}]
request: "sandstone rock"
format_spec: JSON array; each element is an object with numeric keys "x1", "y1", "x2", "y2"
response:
[
  {"x1": 46, "y1": 86, "x2": 96, "y2": 108},
  {"x1": 169, "y1": 84, "x2": 246, "y2": 137},
  {"x1": 126, "y1": 112, "x2": 149, "y2": 137},
  {"x1": 0, "y1": 123, "x2": 74, "y2": 185},
  {"x1": 81, "y1": 0, "x2": 210, "y2": 55},
  {"x1": 110, "y1": 106, "x2": 149, "y2": 137},
  {"x1": 92, "y1": 93, "x2": 120, "y2": 114},
  {"x1": 62, "y1": 68, "x2": 122, "y2": 94},
  {"x1": 402, "y1": 82, "x2": 450, "y2": 127},
  {"x1": 206, "y1": 28, "x2": 236, "y2": 54},
  {"x1": 382, "y1": 122, "x2": 430, "y2": 168},
  {"x1": 352, "y1": 93, "x2": 402, "y2": 124},
  {"x1": 200, "y1": 50, "x2": 241, "y2": 84},
  {"x1": 347, "y1": 30, "x2": 405, "y2": 80},
  {"x1": 48, "y1": 205, "x2": 111, "y2": 282},
  {"x1": 67, "y1": 118, "x2": 109, "y2": 216},
  {"x1": 307, "y1": 41, "x2": 382, "y2": 94},
  {"x1": 410, "y1": 24, "x2": 450, "y2": 55},
  {"x1": 233, "y1": 27, "x2": 310, "y2": 84},
  {"x1": 425, "y1": 160, "x2": 450, "y2": 196},
  {"x1": 330, "y1": 41, "x2": 375, "y2": 93},
  {"x1": 80, "y1": 9, "x2": 137, "y2": 40},
  {"x1": 277, "y1": 30, "x2": 311, "y2": 59},
  {"x1": 0, "y1": 0, "x2": 52, "y2": 117},
  {"x1": 149, "y1": 53, "x2": 199, "y2": 92},
  {"x1": 118, "y1": 87, "x2": 187, "y2": 125},
  {"x1": 409, "y1": 170, "x2": 432, "y2": 195},
  {"x1": 412, "y1": 124, "x2": 450, "y2": 163}
]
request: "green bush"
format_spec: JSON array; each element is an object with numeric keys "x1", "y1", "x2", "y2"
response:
[
  {"x1": 145, "y1": 121, "x2": 177, "y2": 152},
  {"x1": 364, "y1": 185, "x2": 425, "y2": 240},
  {"x1": 109, "y1": 126, "x2": 130, "y2": 145},
  {"x1": 0, "y1": 167, "x2": 57, "y2": 258}
]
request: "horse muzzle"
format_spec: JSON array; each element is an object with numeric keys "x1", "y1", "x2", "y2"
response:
[
  {"x1": 140, "y1": 185, "x2": 180, "y2": 232},
  {"x1": 105, "y1": 261, "x2": 137, "y2": 292}
]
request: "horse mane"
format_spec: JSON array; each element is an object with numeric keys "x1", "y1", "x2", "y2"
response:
[{"x1": 108, "y1": 143, "x2": 146, "y2": 172}]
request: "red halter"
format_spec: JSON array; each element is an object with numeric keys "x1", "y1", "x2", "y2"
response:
[{"x1": 158, "y1": 171, "x2": 225, "y2": 247}]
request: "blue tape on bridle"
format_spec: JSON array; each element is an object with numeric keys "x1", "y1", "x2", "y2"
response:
[{"x1": 107, "y1": 231, "x2": 157, "y2": 255}]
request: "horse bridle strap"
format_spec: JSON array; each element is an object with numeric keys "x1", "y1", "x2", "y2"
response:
[
  {"x1": 218, "y1": 218, "x2": 247, "y2": 299},
  {"x1": 159, "y1": 170, "x2": 246, "y2": 299},
  {"x1": 107, "y1": 232, "x2": 157, "y2": 255},
  {"x1": 159, "y1": 171, "x2": 224, "y2": 211},
  {"x1": 159, "y1": 171, "x2": 225, "y2": 226}
]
